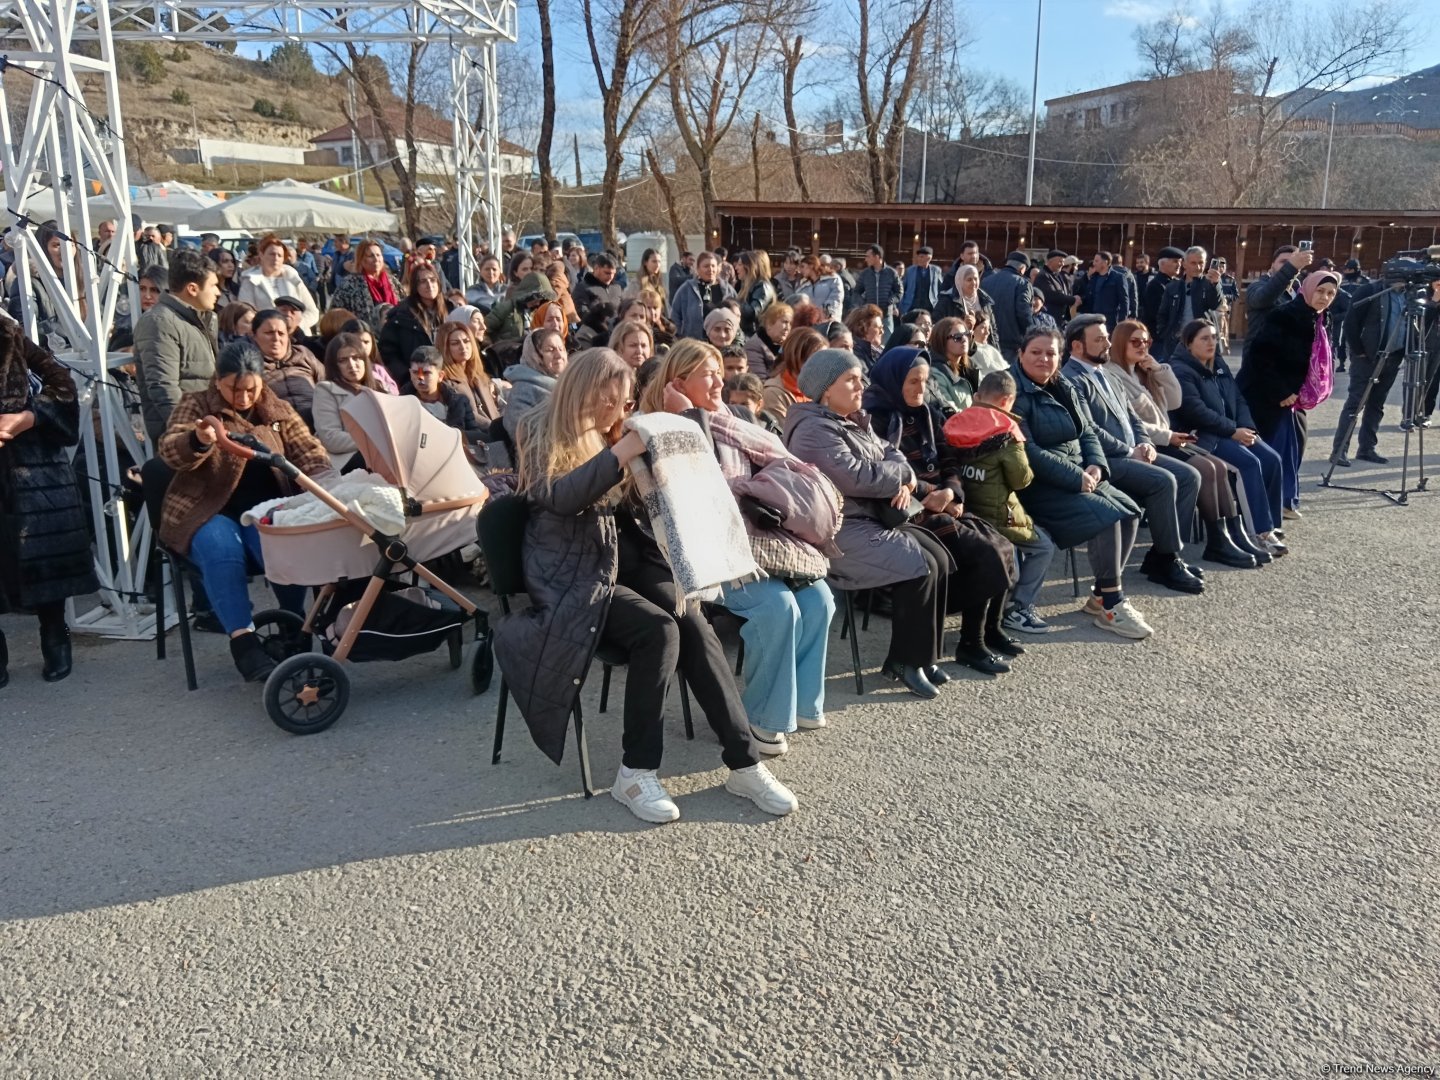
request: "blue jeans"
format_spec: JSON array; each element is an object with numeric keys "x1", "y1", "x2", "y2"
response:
[
  {"x1": 187, "y1": 514, "x2": 307, "y2": 634},
  {"x1": 1008, "y1": 527, "x2": 1055, "y2": 610},
  {"x1": 718, "y1": 578, "x2": 834, "y2": 734},
  {"x1": 1263, "y1": 409, "x2": 1302, "y2": 510},
  {"x1": 1208, "y1": 436, "x2": 1283, "y2": 535}
]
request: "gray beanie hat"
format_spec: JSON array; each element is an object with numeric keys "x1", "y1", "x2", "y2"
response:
[{"x1": 798, "y1": 347, "x2": 863, "y2": 402}]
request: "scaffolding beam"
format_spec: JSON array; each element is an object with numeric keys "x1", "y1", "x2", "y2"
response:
[
  {"x1": 0, "y1": 0, "x2": 518, "y2": 641},
  {"x1": 1, "y1": 0, "x2": 154, "y2": 638}
]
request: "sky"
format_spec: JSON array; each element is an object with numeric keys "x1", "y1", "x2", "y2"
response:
[{"x1": 531, "y1": 0, "x2": 1440, "y2": 182}]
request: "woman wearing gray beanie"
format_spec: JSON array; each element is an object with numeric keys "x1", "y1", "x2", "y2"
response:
[{"x1": 782, "y1": 348, "x2": 953, "y2": 699}]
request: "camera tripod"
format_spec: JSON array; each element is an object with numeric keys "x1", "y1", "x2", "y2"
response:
[{"x1": 1321, "y1": 285, "x2": 1436, "y2": 505}]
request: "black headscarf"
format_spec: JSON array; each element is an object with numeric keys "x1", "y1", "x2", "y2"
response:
[{"x1": 862, "y1": 345, "x2": 939, "y2": 472}]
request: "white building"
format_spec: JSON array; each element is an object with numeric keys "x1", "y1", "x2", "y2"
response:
[{"x1": 311, "y1": 109, "x2": 534, "y2": 178}]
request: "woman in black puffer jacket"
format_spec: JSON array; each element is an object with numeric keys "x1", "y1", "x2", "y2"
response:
[{"x1": 0, "y1": 318, "x2": 97, "y2": 685}]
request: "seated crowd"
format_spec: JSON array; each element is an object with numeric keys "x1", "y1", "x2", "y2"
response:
[{"x1": 9, "y1": 225, "x2": 1392, "y2": 826}]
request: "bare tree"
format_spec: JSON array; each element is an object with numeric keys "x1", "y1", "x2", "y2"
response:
[
  {"x1": 663, "y1": 7, "x2": 777, "y2": 232},
  {"x1": 644, "y1": 145, "x2": 688, "y2": 261},
  {"x1": 853, "y1": 0, "x2": 937, "y2": 203},
  {"x1": 580, "y1": 0, "x2": 755, "y2": 250},
  {"x1": 778, "y1": 33, "x2": 812, "y2": 201},
  {"x1": 1132, "y1": 5, "x2": 1193, "y2": 80},
  {"x1": 535, "y1": 0, "x2": 559, "y2": 241},
  {"x1": 314, "y1": 18, "x2": 426, "y2": 237},
  {"x1": 1128, "y1": 0, "x2": 1411, "y2": 206}
]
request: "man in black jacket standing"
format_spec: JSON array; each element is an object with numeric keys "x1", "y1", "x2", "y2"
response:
[
  {"x1": 1033, "y1": 250, "x2": 1073, "y2": 328},
  {"x1": 1156, "y1": 246, "x2": 1224, "y2": 358},
  {"x1": 1332, "y1": 281, "x2": 1409, "y2": 465},
  {"x1": 855, "y1": 243, "x2": 903, "y2": 336},
  {"x1": 984, "y1": 251, "x2": 1036, "y2": 362},
  {"x1": 1140, "y1": 246, "x2": 1183, "y2": 341}
]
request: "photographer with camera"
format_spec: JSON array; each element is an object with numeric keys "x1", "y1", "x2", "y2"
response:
[
  {"x1": 1403, "y1": 278, "x2": 1440, "y2": 431},
  {"x1": 1331, "y1": 279, "x2": 1409, "y2": 466}
]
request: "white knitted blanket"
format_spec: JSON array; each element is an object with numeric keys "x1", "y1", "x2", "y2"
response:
[
  {"x1": 241, "y1": 470, "x2": 408, "y2": 537},
  {"x1": 623, "y1": 412, "x2": 761, "y2": 610}
]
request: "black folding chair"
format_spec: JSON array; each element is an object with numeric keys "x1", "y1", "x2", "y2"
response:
[
  {"x1": 477, "y1": 495, "x2": 693, "y2": 798},
  {"x1": 141, "y1": 456, "x2": 199, "y2": 691}
]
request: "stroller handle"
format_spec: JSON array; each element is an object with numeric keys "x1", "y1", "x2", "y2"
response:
[{"x1": 205, "y1": 415, "x2": 300, "y2": 479}]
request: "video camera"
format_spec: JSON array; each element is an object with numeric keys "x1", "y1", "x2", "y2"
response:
[{"x1": 1382, "y1": 245, "x2": 1440, "y2": 286}]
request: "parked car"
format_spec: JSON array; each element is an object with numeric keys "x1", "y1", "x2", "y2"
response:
[
  {"x1": 518, "y1": 230, "x2": 581, "y2": 252},
  {"x1": 388, "y1": 182, "x2": 448, "y2": 208}
]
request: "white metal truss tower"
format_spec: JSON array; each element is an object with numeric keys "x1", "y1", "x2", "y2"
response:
[{"x1": 0, "y1": 0, "x2": 516, "y2": 638}]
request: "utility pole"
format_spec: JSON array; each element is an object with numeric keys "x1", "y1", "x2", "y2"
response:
[
  {"x1": 1025, "y1": 0, "x2": 1043, "y2": 206},
  {"x1": 573, "y1": 133, "x2": 582, "y2": 187},
  {"x1": 1321, "y1": 101, "x2": 1337, "y2": 209},
  {"x1": 918, "y1": 128, "x2": 928, "y2": 203}
]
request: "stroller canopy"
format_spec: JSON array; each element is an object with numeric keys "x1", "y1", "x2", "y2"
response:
[{"x1": 340, "y1": 389, "x2": 483, "y2": 501}]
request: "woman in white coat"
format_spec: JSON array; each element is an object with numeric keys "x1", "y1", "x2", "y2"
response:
[{"x1": 238, "y1": 233, "x2": 320, "y2": 335}]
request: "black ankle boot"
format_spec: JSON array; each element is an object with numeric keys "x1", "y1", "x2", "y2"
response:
[
  {"x1": 1203, "y1": 518, "x2": 1256, "y2": 568},
  {"x1": 1225, "y1": 517, "x2": 1272, "y2": 565},
  {"x1": 230, "y1": 632, "x2": 278, "y2": 683},
  {"x1": 39, "y1": 618, "x2": 72, "y2": 682},
  {"x1": 0, "y1": 629, "x2": 8, "y2": 689}
]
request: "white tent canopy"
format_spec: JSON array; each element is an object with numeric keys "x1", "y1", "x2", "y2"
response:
[
  {"x1": 184, "y1": 178, "x2": 399, "y2": 233},
  {"x1": 88, "y1": 180, "x2": 220, "y2": 227}
]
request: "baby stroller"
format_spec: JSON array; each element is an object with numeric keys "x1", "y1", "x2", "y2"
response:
[{"x1": 211, "y1": 389, "x2": 491, "y2": 734}]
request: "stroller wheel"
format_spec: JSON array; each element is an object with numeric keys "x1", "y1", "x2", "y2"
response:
[
  {"x1": 264, "y1": 653, "x2": 350, "y2": 735},
  {"x1": 253, "y1": 609, "x2": 311, "y2": 665}
]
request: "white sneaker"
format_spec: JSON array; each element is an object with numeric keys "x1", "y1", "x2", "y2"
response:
[
  {"x1": 1093, "y1": 599, "x2": 1154, "y2": 640},
  {"x1": 796, "y1": 714, "x2": 827, "y2": 729},
  {"x1": 749, "y1": 725, "x2": 788, "y2": 756},
  {"x1": 611, "y1": 767, "x2": 680, "y2": 823},
  {"x1": 725, "y1": 763, "x2": 799, "y2": 816}
]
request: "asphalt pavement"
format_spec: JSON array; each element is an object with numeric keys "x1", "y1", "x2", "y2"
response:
[{"x1": 3, "y1": 393, "x2": 1439, "y2": 1078}]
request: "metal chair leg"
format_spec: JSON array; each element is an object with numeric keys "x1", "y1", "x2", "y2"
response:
[
  {"x1": 492, "y1": 677, "x2": 508, "y2": 765},
  {"x1": 839, "y1": 591, "x2": 851, "y2": 640},
  {"x1": 599, "y1": 664, "x2": 612, "y2": 712},
  {"x1": 173, "y1": 557, "x2": 198, "y2": 692},
  {"x1": 861, "y1": 589, "x2": 873, "y2": 631},
  {"x1": 573, "y1": 699, "x2": 594, "y2": 798},
  {"x1": 1068, "y1": 547, "x2": 1081, "y2": 599},
  {"x1": 155, "y1": 549, "x2": 167, "y2": 661},
  {"x1": 844, "y1": 591, "x2": 864, "y2": 695},
  {"x1": 679, "y1": 678, "x2": 695, "y2": 741}
]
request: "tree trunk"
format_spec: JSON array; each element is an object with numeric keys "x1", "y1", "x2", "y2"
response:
[
  {"x1": 780, "y1": 36, "x2": 811, "y2": 202},
  {"x1": 598, "y1": 149, "x2": 624, "y2": 254},
  {"x1": 344, "y1": 42, "x2": 417, "y2": 237},
  {"x1": 645, "y1": 147, "x2": 687, "y2": 266},
  {"x1": 750, "y1": 111, "x2": 762, "y2": 201},
  {"x1": 536, "y1": 0, "x2": 558, "y2": 240}
]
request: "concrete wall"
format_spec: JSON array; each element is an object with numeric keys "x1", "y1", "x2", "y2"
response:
[{"x1": 169, "y1": 138, "x2": 309, "y2": 169}]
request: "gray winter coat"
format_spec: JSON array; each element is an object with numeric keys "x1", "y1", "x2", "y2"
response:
[
  {"x1": 782, "y1": 400, "x2": 931, "y2": 590},
  {"x1": 501, "y1": 363, "x2": 557, "y2": 439},
  {"x1": 492, "y1": 450, "x2": 624, "y2": 765},
  {"x1": 1009, "y1": 361, "x2": 1139, "y2": 549},
  {"x1": 133, "y1": 294, "x2": 218, "y2": 443}
]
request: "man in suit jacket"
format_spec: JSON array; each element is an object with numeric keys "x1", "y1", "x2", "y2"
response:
[
  {"x1": 1062, "y1": 315, "x2": 1203, "y2": 593},
  {"x1": 1332, "y1": 281, "x2": 1409, "y2": 465}
]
